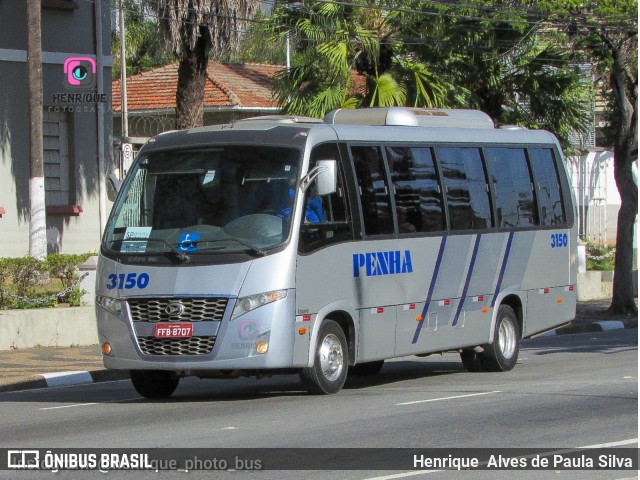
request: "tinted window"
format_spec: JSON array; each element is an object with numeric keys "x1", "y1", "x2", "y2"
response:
[
  {"x1": 529, "y1": 148, "x2": 566, "y2": 226},
  {"x1": 299, "y1": 143, "x2": 353, "y2": 252},
  {"x1": 386, "y1": 146, "x2": 445, "y2": 233},
  {"x1": 437, "y1": 147, "x2": 493, "y2": 230},
  {"x1": 485, "y1": 148, "x2": 538, "y2": 228},
  {"x1": 351, "y1": 145, "x2": 394, "y2": 236}
]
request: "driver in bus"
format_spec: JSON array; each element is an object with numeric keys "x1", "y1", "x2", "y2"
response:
[{"x1": 278, "y1": 177, "x2": 325, "y2": 223}]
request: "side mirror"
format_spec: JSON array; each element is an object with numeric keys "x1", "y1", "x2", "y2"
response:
[
  {"x1": 315, "y1": 160, "x2": 337, "y2": 195},
  {"x1": 301, "y1": 160, "x2": 337, "y2": 195}
]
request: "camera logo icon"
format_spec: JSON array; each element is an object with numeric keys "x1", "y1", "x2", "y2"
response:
[
  {"x1": 63, "y1": 57, "x2": 96, "y2": 89},
  {"x1": 238, "y1": 320, "x2": 259, "y2": 340}
]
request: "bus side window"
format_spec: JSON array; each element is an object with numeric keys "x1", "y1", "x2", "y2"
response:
[
  {"x1": 437, "y1": 147, "x2": 494, "y2": 231},
  {"x1": 299, "y1": 144, "x2": 352, "y2": 253},
  {"x1": 485, "y1": 147, "x2": 538, "y2": 228},
  {"x1": 386, "y1": 146, "x2": 445, "y2": 234},
  {"x1": 351, "y1": 145, "x2": 394, "y2": 236},
  {"x1": 529, "y1": 148, "x2": 566, "y2": 226}
]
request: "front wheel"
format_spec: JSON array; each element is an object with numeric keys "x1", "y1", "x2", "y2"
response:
[
  {"x1": 130, "y1": 370, "x2": 179, "y2": 399},
  {"x1": 300, "y1": 320, "x2": 348, "y2": 394},
  {"x1": 482, "y1": 305, "x2": 520, "y2": 372}
]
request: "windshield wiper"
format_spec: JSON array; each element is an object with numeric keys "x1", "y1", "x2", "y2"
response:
[
  {"x1": 141, "y1": 237, "x2": 192, "y2": 263},
  {"x1": 121, "y1": 236, "x2": 267, "y2": 260},
  {"x1": 197, "y1": 238, "x2": 267, "y2": 257}
]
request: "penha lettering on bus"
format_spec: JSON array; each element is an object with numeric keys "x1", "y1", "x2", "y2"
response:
[{"x1": 353, "y1": 250, "x2": 413, "y2": 277}]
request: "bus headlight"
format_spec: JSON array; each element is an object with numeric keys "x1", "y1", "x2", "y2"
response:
[
  {"x1": 96, "y1": 295, "x2": 124, "y2": 318},
  {"x1": 231, "y1": 290, "x2": 287, "y2": 320}
]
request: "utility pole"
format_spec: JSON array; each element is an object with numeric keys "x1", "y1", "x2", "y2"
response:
[
  {"x1": 26, "y1": 0, "x2": 47, "y2": 260},
  {"x1": 119, "y1": 0, "x2": 129, "y2": 138}
]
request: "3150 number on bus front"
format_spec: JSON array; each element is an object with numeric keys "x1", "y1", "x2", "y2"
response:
[{"x1": 106, "y1": 272, "x2": 150, "y2": 290}]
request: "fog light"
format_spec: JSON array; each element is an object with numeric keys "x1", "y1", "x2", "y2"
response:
[
  {"x1": 101, "y1": 342, "x2": 112, "y2": 356},
  {"x1": 256, "y1": 341, "x2": 269, "y2": 354}
]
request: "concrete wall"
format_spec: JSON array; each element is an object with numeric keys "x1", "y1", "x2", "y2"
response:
[{"x1": 0, "y1": 307, "x2": 98, "y2": 350}]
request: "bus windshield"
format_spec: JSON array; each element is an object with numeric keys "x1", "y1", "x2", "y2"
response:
[{"x1": 103, "y1": 146, "x2": 301, "y2": 257}]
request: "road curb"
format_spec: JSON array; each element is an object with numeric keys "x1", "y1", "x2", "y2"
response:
[
  {"x1": 551, "y1": 320, "x2": 633, "y2": 336},
  {"x1": 0, "y1": 370, "x2": 130, "y2": 393}
]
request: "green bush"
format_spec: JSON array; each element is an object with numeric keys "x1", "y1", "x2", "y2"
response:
[
  {"x1": 586, "y1": 244, "x2": 615, "y2": 271},
  {"x1": 0, "y1": 254, "x2": 94, "y2": 309}
]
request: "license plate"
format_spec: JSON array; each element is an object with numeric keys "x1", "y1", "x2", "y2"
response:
[{"x1": 154, "y1": 323, "x2": 193, "y2": 338}]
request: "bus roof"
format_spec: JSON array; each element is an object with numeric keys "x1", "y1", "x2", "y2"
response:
[
  {"x1": 145, "y1": 107, "x2": 560, "y2": 151},
  {"x1": 324, "y1": 107, "x2": 495, "y2": 129}
]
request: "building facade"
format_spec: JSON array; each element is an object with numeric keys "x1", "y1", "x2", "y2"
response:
[{"x1": 0, "y1": 0, "x2": 113, "y2": 257}]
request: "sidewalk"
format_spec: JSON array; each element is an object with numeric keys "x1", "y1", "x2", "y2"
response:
[{"x1": 0, "y1": 300, "x2": 636, "y2": 393}]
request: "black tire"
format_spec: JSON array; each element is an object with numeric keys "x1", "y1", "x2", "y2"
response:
[
  {"x1": 481, "y1": 305, "x2": 520, "y2": 372},
  {"x1": 460, "y1": 349, "x2": 485, "y2": 372},
  {"x1": 350, "y1": 360, "x2": 385, "y2": 376},
  {"x1": 300, "y1": 320, "x2": 348, "y2": 394},
  {"x1": 130, "y1": 370, "x2": 179, "y2": 399}
]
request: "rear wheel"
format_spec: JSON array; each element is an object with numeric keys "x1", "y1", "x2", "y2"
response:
[
  {"x1": 130, "y1": 370, "x2": 179, "y2": 399},
  {"x1": 482, "y1": 305, "x2": 520, "y2": 372},
  {"x1": 350, "y1": 360, "x2": 385, "y2": 376},
  {"x1": 300, "y1": 320, "x2": 348, "y2": 394}
]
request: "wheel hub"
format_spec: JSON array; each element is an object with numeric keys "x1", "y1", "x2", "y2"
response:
[{"x1": 319, "y1": 333, "x2": 344, "y2": 381}]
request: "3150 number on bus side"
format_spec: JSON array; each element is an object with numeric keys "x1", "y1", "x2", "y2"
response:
[
  {"x1": 106, "y1": 272, "x2": 150, "y2": 290},
  {"x1": 550, "y1": 233, "x2": 568, "y2": 248}
]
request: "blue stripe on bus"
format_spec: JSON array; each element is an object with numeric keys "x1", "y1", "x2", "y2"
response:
[
  {"x1": 452, "y1": 234, "x2": 482, "y2": 326},
  {"x1": 491, "y1": 232, "x2": 515, "y2": 307},
  {"x1": 412, "y1": 236, "x2": 448, "y2": 344}
]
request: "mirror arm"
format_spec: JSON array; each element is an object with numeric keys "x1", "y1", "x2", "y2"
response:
[{"x1": 300, "y1": 165, "x2": 328, "y2": 193}]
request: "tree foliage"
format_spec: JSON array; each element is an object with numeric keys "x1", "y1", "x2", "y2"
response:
[
  {"x1": 269, "y1": 0, "x2": 451, "y2": 117},
  {"x1": 153, "y1": 0, "x2": 260, "y2": 129},
  {"x1": 538, "y1": 0, "x2": 638, "y2": 314},
  {"x1": 112, "y1": 0, "x2": 171, "y2": 79},
  {"x1": 269, "y1": 0, "x2": 593, "y2": 151}
]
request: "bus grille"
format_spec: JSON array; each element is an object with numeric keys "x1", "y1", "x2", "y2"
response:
[
  {"x1": 137, "y1": 336, "x2": 216, "y2": 355},
  {"x1": 128, "y1": 297, "x2": 228, "y2": 322}
]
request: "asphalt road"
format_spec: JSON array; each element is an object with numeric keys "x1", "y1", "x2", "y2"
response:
[{"x1": 0, "y1": 329, "x2": 636, "y2": 480}]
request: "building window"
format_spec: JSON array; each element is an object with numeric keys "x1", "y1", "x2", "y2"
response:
[
  {"x1": 43, "y1": 110, "x2": 71, "y2": 207},
  {"x1": 42, "y1": 0, "x2": 79, "y2": 10}
]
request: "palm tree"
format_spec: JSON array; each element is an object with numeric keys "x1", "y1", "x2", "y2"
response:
[
  {"x1": 112, "y1": 0, "x2": 171, "y2": 79},
  {"x1": 270, "y1": 0, "x2": 449, "y2": 118},
  {"x1": 155, "y1": 0, "x2": 259, "y2": 129}
]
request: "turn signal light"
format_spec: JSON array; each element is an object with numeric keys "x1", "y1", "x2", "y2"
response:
[{"x1": 101, "y1": 342, "x2": 112, "y2": 356}]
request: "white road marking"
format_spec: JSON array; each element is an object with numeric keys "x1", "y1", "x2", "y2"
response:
[
  {"x1": 38, "y1": 397, "x2": 140, "y2": 411},
  {"x1": 395, "y1": 391, "x2": 501, "y2": 406},
  {"x1": 39, "y1": 402, "x2": 97, "y2": 410},
  {"x1": 579, "y1": 438, "x2": 637, "y2": 448}
]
